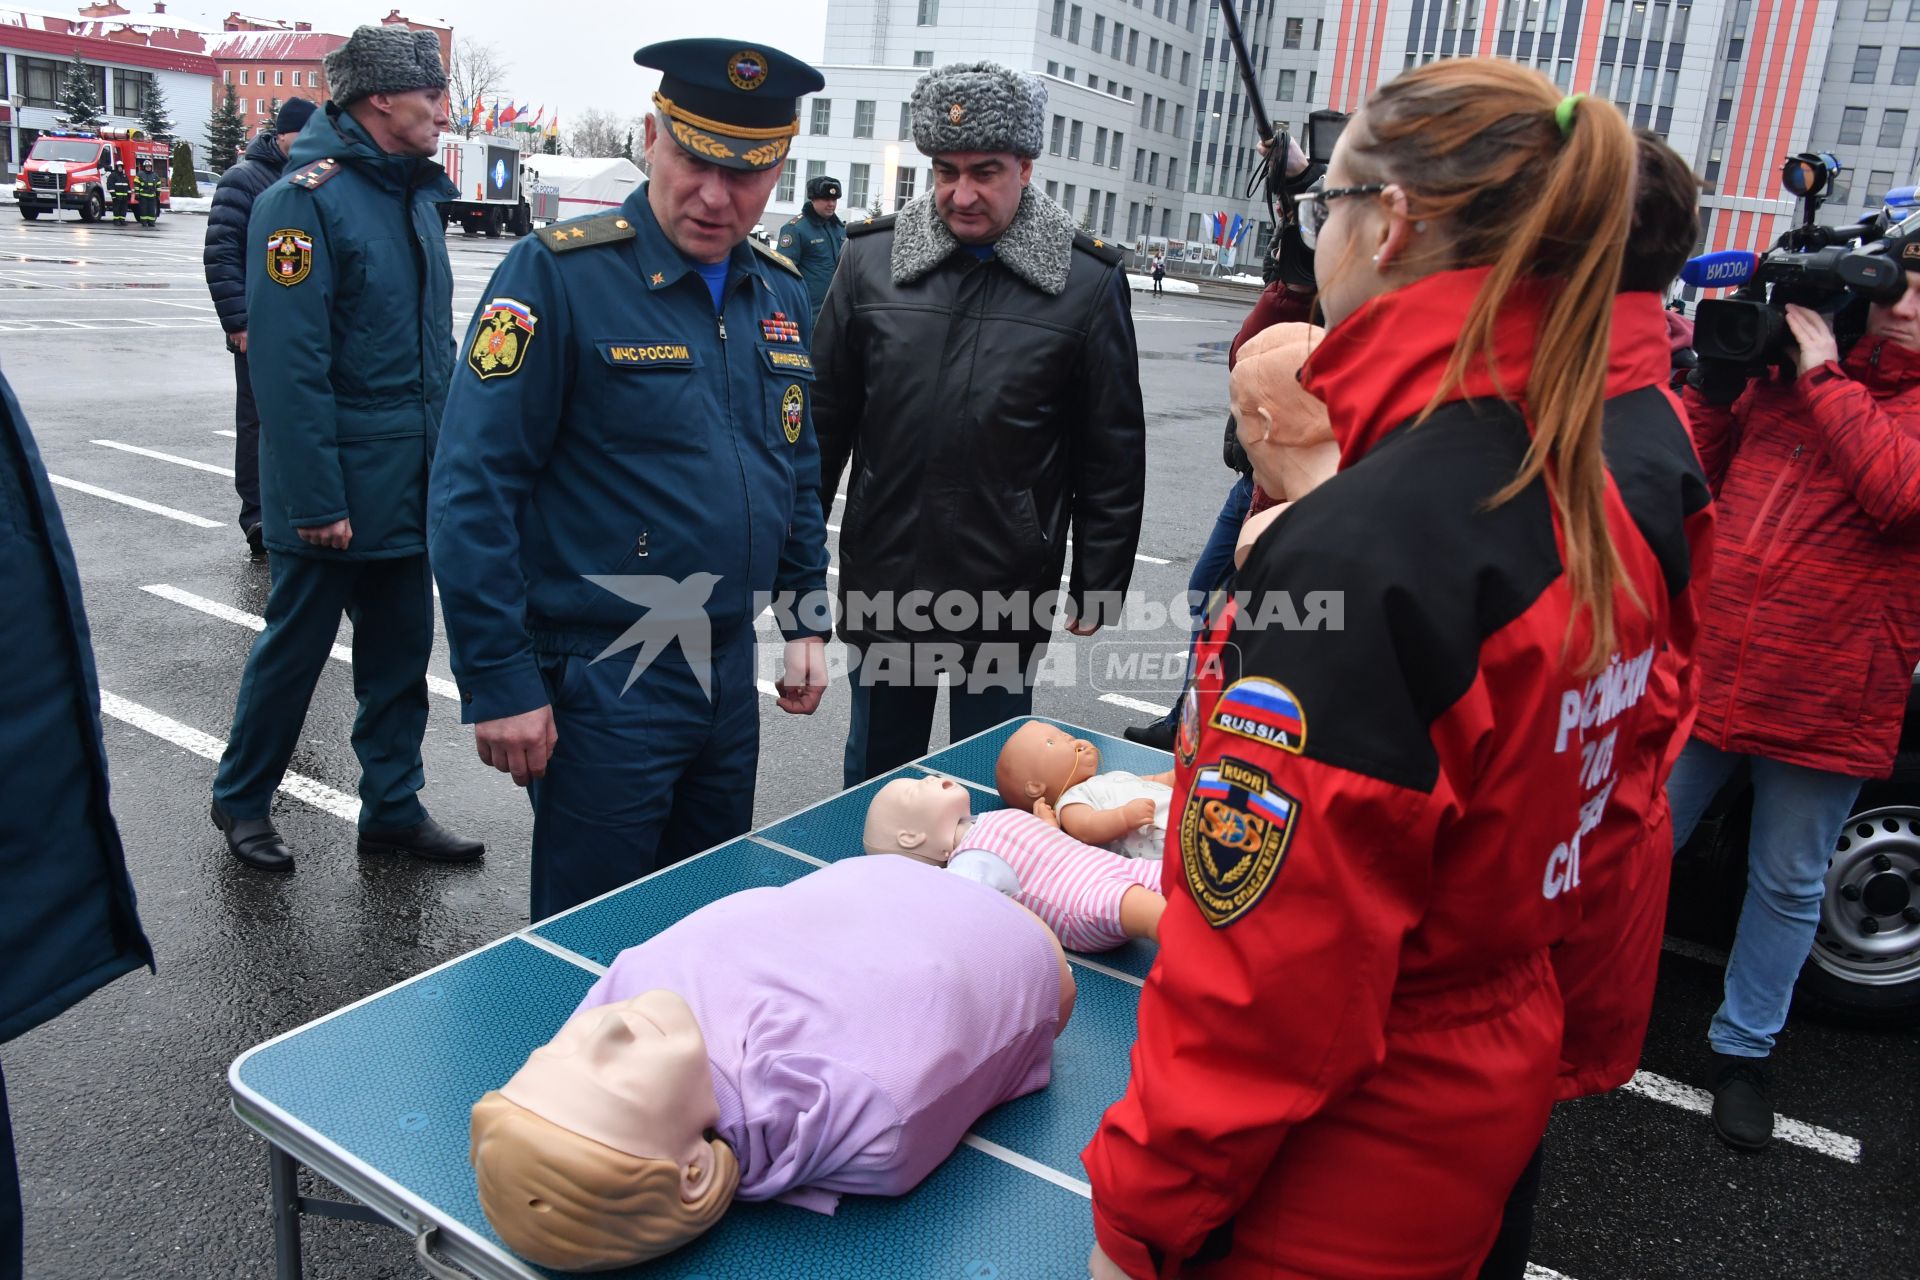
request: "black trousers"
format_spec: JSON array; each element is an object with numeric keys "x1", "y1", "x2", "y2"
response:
[
  {"x1": 231, "y1": 349, "x2": 261, "y2": 532},
  {"x1": 1475, "y1": 1137, "x2": 1546, "y2": 1280},
  {"x1": 1, "y1": 1062, "x2": 20, "y2": 1280}
]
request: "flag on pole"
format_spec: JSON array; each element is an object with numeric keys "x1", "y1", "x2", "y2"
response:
[
  {"x1": 500, "y1": 101, "x2": 519, "y2": 126},
  {"x1": 468, "y1": 98, "x2": 483, "y2": 127}
]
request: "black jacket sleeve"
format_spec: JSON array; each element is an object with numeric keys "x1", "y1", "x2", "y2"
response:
[
  {"x1": 203, "y1": 171, "x2": 262, "y2": 334},
  {"x1": 810, "y1": 240, "x2": 865, "y2": 520},
  {"x1": 1068, "y1": 262, "x2": 1146, "y2": 623}
]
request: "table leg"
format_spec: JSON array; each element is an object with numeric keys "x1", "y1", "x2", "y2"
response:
[{"x1": 268, "y1": 1143, "x2": 303, "y2": 1280}]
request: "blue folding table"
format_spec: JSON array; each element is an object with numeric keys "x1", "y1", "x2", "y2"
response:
[{"x1": 229, "y1": 718, "x2": 1173, "y2": 1279}]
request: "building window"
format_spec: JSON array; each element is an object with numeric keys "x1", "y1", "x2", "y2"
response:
[
  {"x1": 1062, "y1": 183, "x2": 1076, "y2": 213},
  {"x1": 1069, "y1": 4, "x2": 1083, "y2": 42},
  {"x1": 1110, "y1": 130, "x2": 1123, "y2": 167},
  {"x1": 241, "y1": 69, "x2": 250, "y2": 85},
  {"x1": 1122, "y1": 85, "x2": 1133, "y2": 99},
  {"x1": 913, "y1": 49, "x2": 934, "y2": 66},
  {"x1": 854, "y1": 100, "x2": 876, "y2": 138},
  {"x1": 1069, "y1": 119, "x2": 1083, "y2": 159},
  {"x1": 1052, "y1": 0, "x2": 1066, "y2": 35},
  {"x1": 1314, "y1": 18, "x2": 1325, "y2": 49},
  {"x1": 1084, "y1": 187, "x2": 1099, "y2": 225},
  {"x1": 1140, "y1": 93, "x2": 1152, "y2": 126},
  {"x1": 236, "y1": 98, "x2": 247, "y2": 117},
  {"x1": 1104, "y1": 191, "x2": 1117, "y2": 234},
  {"x1": 275, "y1": 70, "x2": 284, "y2": 86},
  {"x1": 1149, "y1": 36, "x2": 1160, "y2": 68},
  {"x1": 1094, "y1": 126, "x2": 1108, "y2": 164},
  {"x1": 1866, "y1": 0, "x2": 1892, "y2": 17},
  {"x1": 1173, "y1": 103, "x2": 1184, "y2": 134},
  {"x1": 1278, "y1": 69, "x2": 1296, "y2": 99},
  {"x1": 848, "y1": 162, "x2": 871, "y2": 209},
  {"x1": 1088, "y1": 72, "x2": 1099, "y2": 86},
  {"x1": 308, "y1": 71, "x2": 320, "y2": 87},
  {"x1": 1149, "y1": 152, "x2": 1160, "y2": 184},
  {"x1": 1671, "y1": 3, "x2": 1690, "y2": 39},
  {"x1": 1162, "y1": 44, "x2": 1173, "y2": 75},
  {"x1": 1129, "y1": 29, "x2": 1141, "y2": 62},
  {"x1": 1113, "y1": 22, "x2": 1125, "y2": 57},
  {"x1": 1867, "y1": 169, "x2": 1896, "y2": 203},
  {"x1": 806, "y1": 159, "x2": 826, "y2": 183},
  {"x1": 899, "y1": 102, "x2": 912, "y2": 138},
  {"x1": 1879, "y1": 107, "x2": 1909, "y2": 148},
  {"x1": 1853, "y1": 45, "x2": 1882, "y2": 82},
  {"x1": 1180, "y1": 51, "x2": 1191, "y2": 84},
  {"x1": 114, "y1": 68, "x2": 155, "y2": 115},
  {"x1": 1839, "y1": 105, "x2": 1868, "y2": 145},
  {"x1": 918, "y1": 0, "x2": 939, "y2": 24},
  {"x1": 776, "y1": 166, "x2": 796, "y2": 202},
  {"x1": 810, "y1": 99, "x2": 832, "y2": 135},
  {"x1": 1051, "y1": 114, "x2": 1066, "y2": 154},
  {"x1": 896, "y1": 165, "x2": 917, "y2": 204},
  {"x1": 1064, "y1": 64, "x2": 1077, "y2": 79},
  {"x1": 1284, "y1": 16, "x2": 1304, "y2": 47},
  {"x1": 1094, "y1": 14, "x2": 1107, "y2": 49},
  {"x1": 223, "y1": 69, "x2": 232, "y2": 84},
  {"x1": 1134, "y1": 147, "x2": 1146, "y2": 180},
  {"x1": 1128, "y1": 202, "x2": 1140, "y2": 239},
  {"x1": 1046, "y1": 179, "x2": 1059, "y2": 200},
  {"x1": 1604, "y1": 0, "x2": 1624, "y2": 36},
  {"x1": 1186, "y1": 211, "x2": 1202, "y2": 240},
  {"x1": 1659, "y1": 67, "x2": 1678, "y2": 104},
  {"x1": 1107, "y1": 79, "x2": 1119, "y2": 93},
  {"x1": 1156, "y1": 99, "x2": 1168, "y2": 131},
  {"x1": 1827, "y1": 167, "x2": 1853, "y2": 203},
  {"x1": 1894, "y1": 46, "x2": 1920, "y2": 85},
  {"x1": 256, "y1": 98, "x2": 266, "y2": 115},
  {"x1": 1307, "y1": 70, "x2": 1317, "y2": 100}
]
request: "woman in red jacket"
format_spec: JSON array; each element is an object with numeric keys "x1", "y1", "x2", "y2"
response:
[
  {"x1": 1083, "y1": 61, "x2": 1701, "y2": 1278},
  {"x1": 1671, "y1": 220, "x2": 1920, "y2": 1151}
]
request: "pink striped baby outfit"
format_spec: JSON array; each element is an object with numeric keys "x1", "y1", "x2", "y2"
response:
[{"x1": 955, "y1": 809, "x2": 1163, "y2": 952}]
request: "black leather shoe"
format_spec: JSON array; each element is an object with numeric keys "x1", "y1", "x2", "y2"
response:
[
  {"x1": 358, "y1": 817, "x2": 484, "y2": 864},
  {"x1": 1708, "y1": 1052, "x2": 1773, "y2": 1151},
  {"x1": 1123, "y1": 721, "x2": 1176, "y2": 751},
  {"x1": 211, "y1": 799, "x2": 294, "y2": 872},
  {"x1": 244, "y1": 523, "x2": 265, "y2": 560}
]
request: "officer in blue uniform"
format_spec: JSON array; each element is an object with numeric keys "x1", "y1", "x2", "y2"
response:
[
  {"x1": 210, "y1": 25, "x2": 483, "y2": 871},
  {"x1": 777, "y1": 174, "x2": 845, "y2": 323},
  {"x1": 431, "y1": 38, "x2": 833, "y2": 920}
]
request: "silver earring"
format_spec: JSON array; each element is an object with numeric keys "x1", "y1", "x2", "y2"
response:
[{"x1": 1371, "y1": 253, "x2": 1380, "y2": 263}]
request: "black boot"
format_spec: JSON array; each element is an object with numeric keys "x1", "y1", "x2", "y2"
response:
[
  {"x1": 358, "y1": 816, "x2": 484, "y2": 864},
  {"x1": 211, "y1": 799, "x2": 294, "y2": 871},
  {"x1": 244, "y1": 523, "x2": 264, "y2": 560},
  {"x1": 1707, "y1": 1051, "x2": 1773, "y2": 1151},
  {"x1": 1123, "y1": 721, "x2": 1176, "y2": 751}
]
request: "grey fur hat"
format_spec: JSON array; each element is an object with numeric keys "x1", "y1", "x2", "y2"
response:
[
  {"x1": 908, "y1": 61, "x2": 1046, "y2": 158},
  {"x1": 323, "y1": 25, "x2": 447, "y2": 107}
]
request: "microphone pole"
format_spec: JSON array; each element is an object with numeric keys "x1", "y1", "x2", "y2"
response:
[{"x1": 1216, "y1": 0, "x2": 1275, "y2": 146}]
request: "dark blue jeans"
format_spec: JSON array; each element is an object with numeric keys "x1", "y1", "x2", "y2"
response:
[{"x1": 1155, "y1": 475, "x2": 1255, "y2": 729}]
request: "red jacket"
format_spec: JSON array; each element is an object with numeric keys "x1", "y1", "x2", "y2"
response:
[
  {"x1": 1082, "y1": 272, "x2": 1700, "y2": 1278},
  {"x1": 1682, "y1": 338, "x2": 1920, "y2": 777}
]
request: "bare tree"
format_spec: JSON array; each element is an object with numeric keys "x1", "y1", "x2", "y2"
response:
[
  {"x1": 567, "y1": 108, "x2": 626, "y2": 158},
  {"x1": 448, "y1": 38, "x2": 510, "y2": 139}
]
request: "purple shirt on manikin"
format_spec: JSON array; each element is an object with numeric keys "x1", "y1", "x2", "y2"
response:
[{"x1": 574, "y1": 856, "x2": 1061, "y2": 1213}]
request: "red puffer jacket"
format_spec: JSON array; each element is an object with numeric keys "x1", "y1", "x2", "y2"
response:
[{"x1": 1682, "y1": 338, "x2": 1920, "y2": 778}]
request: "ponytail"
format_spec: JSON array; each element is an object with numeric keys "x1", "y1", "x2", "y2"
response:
[{"x1": 1346, "y1": 60, "x2": 1641, "y2": 674}]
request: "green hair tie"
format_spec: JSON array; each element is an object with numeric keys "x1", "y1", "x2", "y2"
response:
[{"x1": 1554, "y1": 93, "x2": 1586, "y2": 139}]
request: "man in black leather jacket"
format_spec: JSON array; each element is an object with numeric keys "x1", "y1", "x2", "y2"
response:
[
  {"x1": 201, "y1": 96, "x2": 317, "y2": 558},
  {"x1": 813, "y1": 61, "x2": 1145, "y2": 786}
]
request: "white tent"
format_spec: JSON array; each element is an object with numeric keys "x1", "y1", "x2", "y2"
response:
[{"x1": 519, "y1": 156, "x2": 644, "y2": 223}]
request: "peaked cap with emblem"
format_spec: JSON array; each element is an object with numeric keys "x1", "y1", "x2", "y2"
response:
[
  {"x1": 637, "y1": 38, "x2": 825, "y2": 172},
  {"x1": 908, "y1": 61, "x2": 1047, "y2": 159}
]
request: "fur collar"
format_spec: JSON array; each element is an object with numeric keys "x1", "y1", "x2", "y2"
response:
[{"x1": 889, "y1": 186, "x2": 1076, "y2": 295}]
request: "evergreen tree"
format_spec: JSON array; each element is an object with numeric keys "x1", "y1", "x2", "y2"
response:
[
  {"x1": 170, "y1": 141, "x2": 198, "y2": 196},
  {"x1": 55, "y1": 56, "x2": 105, "y2": 130},
  {"x1": 206, "y1": 84, "x2": 247, "y2": 174},
  {"x1": 620, "y1": 130, "x2": 633, "y2": 162},
  {"x1": 267, "y1": 96, "x2": 280, "y2": 130},
  {"x1": 138, "y1": 78, "x2": 175, "y2": 140}
]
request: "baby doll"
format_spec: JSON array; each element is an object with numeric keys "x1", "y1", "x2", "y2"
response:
[
  {"x1": 993, "y1": 720, "x2": 1175, "y2": 861},
  {"x1": 1230, "y1": 321, "x2": 1336, "y2": 568},
  {"x1": 864, "y1": 773, "x2": 1165, "y2": 950},
  {"x1": 470, "y1": 856, "x2": 1071, "y2": 1272}
]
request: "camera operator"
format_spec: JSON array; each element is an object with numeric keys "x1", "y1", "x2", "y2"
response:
[{"x1": 1671, "y1": 224, "x2": 1920, "y2": 1151}]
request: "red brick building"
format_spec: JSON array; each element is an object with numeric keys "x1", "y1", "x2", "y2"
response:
[{"x1": 209, "y1": 9, "x2": 451, "y2": 137}]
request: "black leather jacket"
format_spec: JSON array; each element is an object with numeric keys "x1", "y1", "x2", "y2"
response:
[{"x1": 813, "y1": 205, "x2": 1145, "y2": 649}]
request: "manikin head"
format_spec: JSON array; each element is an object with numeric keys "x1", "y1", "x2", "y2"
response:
[
  {"x1": 1230, "y1": 322, "x2": 1336, "y2": 501},
  {"x1": 862, "y1": 775, "x2": 977, "y2": 863},
  {"x1": 994, "y1": 720, "x2": 1100, "y2": 811},
  {"x1": 470, "y1": 990, "x2": 739, "y2": 1270}
]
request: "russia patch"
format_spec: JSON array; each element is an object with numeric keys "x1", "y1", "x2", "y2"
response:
[
  {"x1": 1209, "y1": 677, "x2": 1306, "y2": 754},
  {"x1": 264, "y1": 228, "x2": 312, "y2": 287},
  {"x1": 1180, "y1": 756, "x2": 1297, "y2": 928},
  {"x1": 468, "y1": 297, "x2": 537, "y2": 380}
]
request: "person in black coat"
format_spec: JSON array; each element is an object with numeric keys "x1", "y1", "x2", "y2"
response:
[
  {"x1": 202, "y1": 97, "x2": 318, "y2": 558},
  {"x1": 0, "y1": 366, "x2": 153, "y2": 1280}
]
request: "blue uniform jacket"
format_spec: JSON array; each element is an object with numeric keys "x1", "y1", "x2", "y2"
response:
[
  {"x1": 776, "y1": 205, "x2": 845, "y2": 319},
  {"x1": 0, "y1": 370, "x2": 152, "y2": 1045},
  {"x1": 430, "y1": 186, "x2": 832, "y2": 724},
  {"x1": 247, "y1": 105, "x2": 457, "y2": 560}
]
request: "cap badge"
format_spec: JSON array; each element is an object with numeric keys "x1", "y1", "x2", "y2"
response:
[
  {"x1": 728, "y1": 50, "x2": 770, "y2": 90},
  {"x1": 948, "y1": 102, "x2": 967, "y2": 124}
]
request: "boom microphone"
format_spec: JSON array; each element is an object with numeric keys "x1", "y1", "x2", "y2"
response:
[{"x1": 1679, "y1": 251, "x2": 1760, "y2": 289}]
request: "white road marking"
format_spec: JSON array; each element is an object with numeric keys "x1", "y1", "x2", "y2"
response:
[
  {"x1": 1524, "y1": 1267, "x2": 1578, "y2": 1280},
  {"x1": 93, "y1": 438, "x2": 235, "y2": 477},
  {"x1": 213, "y1": 429, "x2": 237, "y2": 438},
  {"x1": 1622, "y1": 1071, "x2": 1862, "y2": 1163},
  {"x1": 142, "y1": 585, "x2": 463, "y2": 703},
  {"x1": 48, "y1": 475, "x2": 222, "y2": 527},
  {"x1": 1099, "y1": 692, "x2": 1173, "y2": 717},
  {"x1": 98, "y1": 690, "x2": 359, "y2": 821}
]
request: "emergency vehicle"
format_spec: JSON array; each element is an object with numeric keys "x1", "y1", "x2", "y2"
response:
[
  {"x1": 12, "y1": 128, "x2": 172, "y2": 222},
  {"x1": 437, "y1": 134, "x2": 531, "y2": 239}
]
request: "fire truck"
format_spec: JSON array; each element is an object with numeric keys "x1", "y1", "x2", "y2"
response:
[{"x1": 12, "y1": 128, "x2": 172, "y2": 222}]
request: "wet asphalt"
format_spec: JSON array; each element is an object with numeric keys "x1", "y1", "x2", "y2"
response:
[{"x1": 0, "y1": 210, "x2": 1912, "y2": 1280}]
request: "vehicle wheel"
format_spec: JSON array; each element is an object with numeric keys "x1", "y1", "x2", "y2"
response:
[
  {"x1": 509, "y1": 202, "x2": 530, "y2": 236},
  {"x1": 483, "y1": 208, "x2": 504, "y2": 239},
  {"x1": 1796, "y1": 765, "x2": 1920, "y2": 1029},
  {"x1": 79, "y1": 191, "x2": 102, "y2": 222},
  {"x1": 19, "y1": 208, "x2": 39, "y2": 221},
  {"x1": 461, "y1": 221, "x2": 478, "y2": 236}
]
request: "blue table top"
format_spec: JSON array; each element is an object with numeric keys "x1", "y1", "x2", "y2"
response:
[{"x1": 231, "y1": 717, "x2": 1163, "y2": 1277}]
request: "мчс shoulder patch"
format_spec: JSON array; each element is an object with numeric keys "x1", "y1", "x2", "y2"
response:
[
  {"x1": 468, "y1": 298, "x2": 537, "y2": 379},
  {"x1": 1210, "y1": 677, "x2": 1307, "y2": 754},
  {"x1": 1181, "y1": 756, "x2": 1297, "y2": 927},
  {"x1": 264, "y1": 228, "x2": 313, "y2": 287}
]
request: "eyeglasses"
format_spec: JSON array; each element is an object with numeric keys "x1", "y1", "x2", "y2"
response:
[{"x1": 1291, "y1": 181, "x2": 1388, "y2": 249}]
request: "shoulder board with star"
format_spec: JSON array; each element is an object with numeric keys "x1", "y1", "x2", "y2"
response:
[
  {"x1": 535, "y1": 211, "x2": 636, "y2": 254},
  {"x1": 847, "y1": 213, "x2": 897, "y2": 239},
  {"x1": 286, "y1": 158, "x2": 343, "y2": 191},
  {"x1": 750, "y1": 236, "x2": 801, "y2": 277},
  {"x1": 1073, "y1": 230, "x2": 1124, "y2": 266}
]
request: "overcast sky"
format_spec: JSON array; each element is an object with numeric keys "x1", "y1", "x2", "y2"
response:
[{"x1": 179, "y1": 1, "x2": 832, "y2": 125}]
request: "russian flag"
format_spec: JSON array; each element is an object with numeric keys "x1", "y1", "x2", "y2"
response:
[
  {"x1": 1214, "y1": 680, "x2": 1304, "y2": 741},
  {"x1": 1194, "y1": 766, "x2": 1233, "y2": 802},
  {"x1": 1245, "y1": 788, "x2": 1291, "y2": 827}
]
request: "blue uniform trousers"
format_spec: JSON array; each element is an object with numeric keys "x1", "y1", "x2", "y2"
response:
[
  {"x1": 527, "y1": 626, "x2": 759, "y2": 921},
  {"x1": 842, "y1": 641, "x2": 1038, "y2": 787},
  {"x1": 212, "y1": 552, "x2": 432, "y2": 830}
]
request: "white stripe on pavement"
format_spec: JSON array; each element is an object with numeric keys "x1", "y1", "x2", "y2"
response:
[
  {"x1": 48, "y1": 475, "x2": 222, "y2": 527},
  {"x1": 143, "y1": 584, "x2": 462, "y2": 703},
  {"x1": 1524, "y1": 1267, "x2": 1577, "y2": 1280},
  {"x1": 1099, "y1": 692, "x2": 1172, "y2": 717},
  {"x1": 213, "y1": 429, "x2": 237, "y2": 438},
  {"x1": 98, "y1": 690, "x2": 359, "y2": 821},
  {"x1": 1622, "y1": 1071, "x2": 1862, "y2": 1163},
  {"x1": 93, "y1": 438, "x2": 236, "y2": 476}
]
